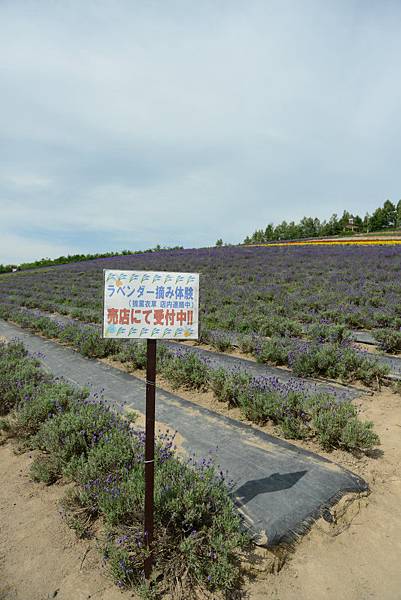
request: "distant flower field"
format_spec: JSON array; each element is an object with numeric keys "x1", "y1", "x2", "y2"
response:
[
  {"x1": 246, "y1": 239, "x2": 401, "y2": 247},
  {"x1": 1, "y1": 244, "x2": 401, "y2": 335}
]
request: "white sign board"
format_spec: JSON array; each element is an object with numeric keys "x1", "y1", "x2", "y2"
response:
[{"x1": 102, "y1": 270, "x2": 199, "y2": 339}]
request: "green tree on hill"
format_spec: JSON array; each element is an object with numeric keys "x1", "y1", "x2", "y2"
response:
[
  {"x1": 382, "y1": 200, "x2": 397, "y2": 228},
  {"x1": 244, "y1": 198, "x2": 401, "y2": 244}
]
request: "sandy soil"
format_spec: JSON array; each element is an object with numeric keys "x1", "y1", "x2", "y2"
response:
[
  {"x1": 0, "y1": 444, "x2": 134, "y2": 600},
  {"x1": 245, "y1": 388, "x2": 401, "y2": 600}
]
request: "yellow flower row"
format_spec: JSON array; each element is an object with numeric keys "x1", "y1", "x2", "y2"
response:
[{"x1": 245, "y1": 239, "x2": 401, "y2": 248}]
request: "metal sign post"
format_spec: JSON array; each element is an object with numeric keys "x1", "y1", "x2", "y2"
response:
[
  {"x1": 144, "y1": 338, "x2": 156, "y2": 578},
  {"x1": 102, "y1": 269, "x2": 199, "y2": 581}
]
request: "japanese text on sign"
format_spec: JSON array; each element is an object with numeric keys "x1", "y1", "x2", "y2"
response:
[{"x1": 102, "y1": 270, "x2": 199, "y2": 339}]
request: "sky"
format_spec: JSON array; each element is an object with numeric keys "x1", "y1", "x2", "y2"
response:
[{"x1": 1, "y1": 0, "x2": 401, "y2": 264}]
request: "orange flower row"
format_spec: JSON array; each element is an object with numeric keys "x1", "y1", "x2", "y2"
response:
[{"x1": 245, "y1": 239, "x2": 401, "y2": 248}]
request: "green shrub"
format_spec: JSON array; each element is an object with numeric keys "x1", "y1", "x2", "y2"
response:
[
  {"x1": 237, "y1": 333, "x2": 258, "y2": 354},
  {"x1": 308, "y1": 323, "x2": 352, "y2": 344},
  {"x1": 0, "y1": 418, "x2": 10, "y2": 431},
  {"x1": 160, "y1": 351, "x2": 209, "y2": 390},
  {"x1": 102, "y1": 458, "x2": 247, "y2": 595},
  {"x1": 59, "y1": 324, "x2": 81, "y2": 344},
  {"x1": 32, "y1": 401, "x2": 119, "y2": 475},
  {"x1": 0, "y1": 339, "x2": 26, "y2": 360},
  {"x1": 208, "y1": 332, "x2": 234, "y2": 352},
  {"x1": 199, "y1": 327, "x2": 212, "y2": 345},
  {"x1": 257, "y1": 337, "x2": 293, "y2": 365},
  {"x1": 374, "y1": 328, "x2": 401, "y2": 354},
  {"x1": 116, "y1": 340, "x2": 148, "y2": 369},
  {"x1": 66, "y1": 427, "x2": 138, "y2": 485},
  {"x1": 33, "y1": 316, "x2": 60, "y2": 338},
  {"x1": 0, "y1": 342, "x2": 48, "y2": 415},
  {"x1": 76, "y1": 329, "x2": 119, "y2": 358},
  {"x1": 209, "y1": 368, "x2": 251, "y2": 406},
  {"x1": 0, "y1": 305, "x2": 11, "y2": 320},
  {"x1": 285, "y1": 341, "x2": 389, "y2": 387},
  {"x1": 30, "y1": 455, "x2": 60, "y2": 484},
  {"x1": 13, "y1": 381, "x2": 84, "y2": 437},
  {"x1": 258, "y1": 316, "x2": 303, "y2": 338},
  {"x1": 354, "y1": 356, "x2": 389, "y2": 386},
  {"x1": 340, "y1": 418, "x2": 380, "y2": 451},
  {"x1": 238, "y1": 386, "x2": 311, "y2": 439},
  {"x1": 290, "y1": 348, "x2": 320, "y2": 378},
  {"x1": 310, "y1": 400, "x2": 355, "y2": 449},
  {"x1": 375, "y1": 312, "x2": 392, "y2": 327},
  {"x1": 209, "y1": 371, "x2": 380, "y2": 452},
  {"x1": 308, "y1": 397, "x2": 379, "y2": 451}
]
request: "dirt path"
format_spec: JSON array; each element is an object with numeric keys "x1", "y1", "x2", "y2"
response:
[
  {"x1": 246, "y1": 389, "x2": 401, "y2": 600},
  {"x1": 0, "y1": 444, "x2": 132, "y2": 600}
]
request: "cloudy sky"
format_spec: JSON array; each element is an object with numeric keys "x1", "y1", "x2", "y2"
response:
[{"x1": 1, "y1": 1, "x2": 401, "y2": 263}]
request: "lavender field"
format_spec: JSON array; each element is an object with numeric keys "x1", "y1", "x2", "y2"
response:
[{"x1": 1, "y1": 244, "x2": 401, "y2": 334}]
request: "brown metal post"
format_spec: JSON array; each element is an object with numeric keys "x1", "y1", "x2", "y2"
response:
[{"x1": 144, "y1": 338, "x2": 156, "y2": 579}]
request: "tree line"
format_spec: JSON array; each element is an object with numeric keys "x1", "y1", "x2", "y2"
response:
[
  {"x1": 0, "y1": 245, "x2": 183, "y2": 274},
  {"x1": 243, "y1": 199, "x2": 401, "y2": 244}
]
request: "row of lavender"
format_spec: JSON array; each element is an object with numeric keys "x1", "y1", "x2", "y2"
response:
[
  {"x1": 0, "y1": 339, "x2": 247, "y2": 595},
  {"x1": 0, "y1": 306, "x2": 380, "y2": 453}
]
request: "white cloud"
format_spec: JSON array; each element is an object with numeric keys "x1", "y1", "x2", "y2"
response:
[
  {"x1": 1, "y1": 174, "x2": 52, "y2": 189},
  {"x1": 0, "y1": 233, "x2": 72, "y2": 265},
  {"x1": 1, "y1": 0, "x2": 401, "y2": 262}
]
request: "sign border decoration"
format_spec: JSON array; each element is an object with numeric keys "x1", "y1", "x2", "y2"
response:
[{"x1": 102, "y1": 269, "x2": 199, "y2": 340}]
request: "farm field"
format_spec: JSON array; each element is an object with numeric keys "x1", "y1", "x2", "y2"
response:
[
  {"x1": 2, "y1": 244, "x2": 399, "y2": 452},
  {"x1": 1, "y1": 243, "x2": 401, "y2": 599},
  {"x1": 1, "y1": 321, "x2": 401, "y2": 600},
  {"x1": 1, "y1": 244, "x2": 401, "y2": 448},
  {"x1": 2, "y1": 244, "x2": 401, "y2": 377},
  {"x1": 2, "y1": 244, "x2": 401, "y2": 333}
]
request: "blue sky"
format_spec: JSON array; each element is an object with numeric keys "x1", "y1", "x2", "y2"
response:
[{"x1": 1, "y1": 1, "x2": 401, "y2": 263}]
